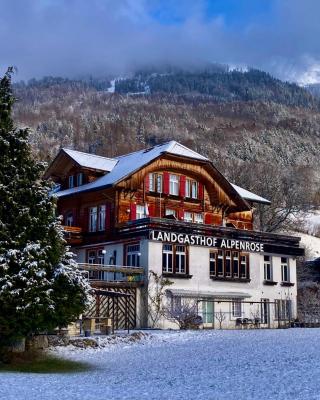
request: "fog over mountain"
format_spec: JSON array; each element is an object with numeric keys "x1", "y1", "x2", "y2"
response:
[{"x1": 1, "y1": 0, "x2": 320, "y2": 84}]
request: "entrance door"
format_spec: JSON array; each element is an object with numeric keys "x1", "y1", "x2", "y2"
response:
[
  {"x1": 261, "y1": 298, "x2": 270, "y2": 326},
  {"x1": 202, "y1": 301, "x2": 214, "y2": 328}
]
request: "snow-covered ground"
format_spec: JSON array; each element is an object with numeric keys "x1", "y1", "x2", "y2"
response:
[{"x1": 1, "y1": 329, "x2": 320, "y2": 400}]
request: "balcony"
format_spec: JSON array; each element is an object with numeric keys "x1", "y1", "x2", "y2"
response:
[
  {"x1": 63, "y1": 226, "x2": 83, "y2": 245},
  {"x1": 77, "y1": 263, "x2": 145, "y2": 288}
]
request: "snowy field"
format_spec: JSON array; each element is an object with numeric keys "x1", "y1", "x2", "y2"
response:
[{"x1": 1, "y1": 329, "x2": 320, "y2": 400}]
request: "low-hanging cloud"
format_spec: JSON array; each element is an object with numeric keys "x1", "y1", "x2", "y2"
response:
[{"x1": 1, "y1": 0, "x2": 320, "y2": 83}]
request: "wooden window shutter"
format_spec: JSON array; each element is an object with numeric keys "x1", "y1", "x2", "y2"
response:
[
  {"x1": 130, "y1": 203, "x2": 137, "y2": 220},
  {"x1": 148, "y1": 203, "x2": 155, "y2": 217},
  {"x1": 105, "y1": 203, "x2": 111, "y2": 230},
  {"x1": 145, "y1": 174, "x2": 150, "y2": 192},
  {"x1": 205, "y1": 213, "x2": 213, "y2": 225},
  {"x1": 198, "y1": 183, "x2": 204, "y2": 200},
  {"x1": 178, "y1": 208, "x2": 184, "y2": 221},
  {"x1": 163, "y1": 172, "x2": 170, "y2": 194},
  {"x1": 179, "y1": 175, "x2": 186, "y2": 197}
]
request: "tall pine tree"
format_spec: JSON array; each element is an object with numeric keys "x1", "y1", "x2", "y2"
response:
[{"x1": 0, "y1": 69, "x2": 90, "y2": 348}]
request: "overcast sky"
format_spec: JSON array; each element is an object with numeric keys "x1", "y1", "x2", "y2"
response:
[{"x1": 1, "y1": 0, "x2": 320, "y2": 84}]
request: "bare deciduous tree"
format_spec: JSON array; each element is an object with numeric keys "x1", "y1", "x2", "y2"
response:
[
  {"x1": 165, "y1": 297, "x2": 202, "y2": 330},
  {"x1": 214, "y1": 309, "x2": 226, "y2": 329}
]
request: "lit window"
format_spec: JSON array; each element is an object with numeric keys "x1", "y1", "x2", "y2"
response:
[
  {"x1": 194, "y1": 213, "x2": 203, "y2": 224},
  {"x1": 169, "y1": 174, "x2": 179, "y2": 195},
  {"x1": 184, "y1": 211, "x2": 193, "y2": 223},
  {"x1": 89, "y1": 206, "x2": 98, "y2": 232},
  {"x1": 232, "y1": 301, "x2": 242, "y2": 317},
  {"x1": 264, "y1": 255, "x2": 273, "y2": 281},
  {"x1": 68, "y1": 175, "x2": 74, "y2": 188},
  {"x1": 77, "y1": 173, "x2": 83, "y2": 186},
  {"x1": 281, "y1": 257, "x2": 289, "y2": 282},
  {"x1": 126, "y1": 244, "x2": 140, "y2": 267},
  {"x1": 136, "y1": 205, "x2": 145, "y2": 220},
  {"x1": 98, "y1": 205, "x2": 106, "y2": 231}
]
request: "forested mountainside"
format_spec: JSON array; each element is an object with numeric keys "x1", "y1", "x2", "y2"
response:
[
  {"x1": 306, "y1": 83, "x2": 320, "y2": 98},
  {"x1": 11, "y1": 67, "x2": 320, "y2": 231}
]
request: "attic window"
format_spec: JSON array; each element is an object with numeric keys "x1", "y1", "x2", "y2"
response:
[{"x1": 77, "y1": 172, "x2": 83, "y2": 186}]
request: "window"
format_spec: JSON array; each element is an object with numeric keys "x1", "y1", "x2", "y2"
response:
[
  {"x1": 194, "y1": 213, "x2": 203, "y2": 224},
  {"x1": 68, "y1": 175, "x2": 74, "y2": 188},
  {"x1": 149, "y1": 173, "x2": 163, "y2": 193},
  {"x1": 89, "y1": 206, "x2": 98, "y2": 232},
  {"x1": 191, "y1": 181, "x2": 198, "y2": 199},
  {"x1": 232, "y1": 251, "x2": 239, "y2": 278},
  {"x1": 217, "y1": 250, "x2": 224, "y2": 277},
  {"x1": 77, "y1": 172, "x2": 83, "y2": 186},
  {"x1": 264, "y1": 255, "x2": 273, "y2": 281},
  {"x1": 202, "y1": 301, "x2": 214, "y2": 324},
  {"x1": 240, "y1": 255, "x2": 248, "y2": 278},
  {"x1": 209, "y1": 252, "x2": 216, "y2": 277},
  {"x1": 281, "y1": 257, "x2": 289, "y2": 282},
  {"x1": 184, "y1": 211, "x2": 193, "y2": 223},
  {"x1": 162, "y1": 244, "x2": 173, "y2": 273},
  {"x1": 98, "y1": 205, "x2": 106, "y2": 231},
  {"x1": 210, "y1": 250, "x2": 249, "y2": 280},
  {"x1": 185, "y1": 179, "x2": 191, "y2": 198},
  {"x1": 261, "y1": 299, "x2": 269, "y2": 324},
  {"x1": 225, "y1": 251, "x2": 231, "y2": 277},
  {"x1": 175, "y1": 245, "x2": 186, "y2": 274},
  {"x1": 169, "y1": 174, "x2": 179, "y2": 195},
  {"x1": 165, "y1": 208, "x2": 176, "y2": 217},
  {"x1": 126, "y1": 244, "x2": 140, "y2": 267},
  {"x1": 136, "y1": 205, "x2": 145, "y2": 220},
  {"x1": 275, "y1": 299, "x2": 291, "y2": 320},
  {"x1": 232, "y1": 301, "x2": 242, "y2": 317},
  {"x1": 97, "y1": 249, "x2": 105, "y2": 265},
  {"x1": 162, "y1": 244, "x2": 188, "y2": 275},
  {"x1": 88, "y1": 250, "x2": 96, "y2": 264},
  {"x1": 66, "y1": 212, "x2": 73, "y2": 227}
]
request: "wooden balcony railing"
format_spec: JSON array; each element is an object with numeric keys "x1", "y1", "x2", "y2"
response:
[
  {"x1": 77, "y1": 263, "x2": 144, "y2": 287},
  {"x1": 62, "y1": 226, "x2": 83, "y2": 244}
]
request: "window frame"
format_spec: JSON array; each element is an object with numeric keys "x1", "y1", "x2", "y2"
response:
[
  {"x1": 89, "y1": 206, "x2": 98, "y2": 232},
  {"x1": 136, "y1": 204, "x2": 145, "y2": 220},
  {"x1": 281, "y1": 257, "x2": 290, "y2": 283},
  {"x1": 98, "y1": 205, "x2": 106, "y2": 231},
  {"x1": 232, "y1": 300, "x2": 242, "y2": 318},
  {"x1": 125, "y1": 243, "x2": 141, "y2": 267},
  {"x1": 264, "y1": 255, "x2": 273, "y2": 281},
  {"x1": 210, "y1": 250, "x2": 249, "y2": 281},
  {"x1": 77, "y1": 172, "x2": 83, "y2": 186},
  {"x1": 183, "y1": 211, "x2": 193, "y2": 223},
  {"x1": 169, "y1": 174, "x2": 179, "y2": 196},
  {"x1": 162, "y1": 243, "x2": 189, "y2": 276},
  {"x1": 68, "y1": 175, "x2": 74, "y2": 188}
]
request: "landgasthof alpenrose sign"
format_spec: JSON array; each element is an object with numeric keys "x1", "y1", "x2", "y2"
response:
[{"x1": 45, "y1": 141, "x2": 304, "y2": 330}]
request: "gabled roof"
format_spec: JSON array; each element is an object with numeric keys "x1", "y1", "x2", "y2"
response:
[
  {"x1": 231, "y1": 183, "x2": 271, "y2": 205},
  {"x1": 62, "y1": 148, "x2": 117, "y2": 172},
  {"x1": 54, "y1": 141, "x2": 208, "y2": 198},
  {"x1": 49, "y1": 141, "x2": 269, "y2": 207}
]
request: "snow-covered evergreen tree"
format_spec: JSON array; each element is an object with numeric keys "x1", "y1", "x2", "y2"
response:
[{"x1": 0, "y1": 69, "x2": 90, "y2": 348}]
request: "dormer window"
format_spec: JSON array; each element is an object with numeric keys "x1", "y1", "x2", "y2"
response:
[
  {"x1": 77, "y1": 172, "x2": 83, "y2": 186},
  {"x1": 68, "y1": 175, "x2": 74, "y2": 188}
]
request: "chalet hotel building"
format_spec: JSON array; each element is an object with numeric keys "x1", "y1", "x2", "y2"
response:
[{"x1": 46, "y1": 141, "x2": 304, "y2": 329}]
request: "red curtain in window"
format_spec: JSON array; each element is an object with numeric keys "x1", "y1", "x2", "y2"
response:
[
  {"x1": 145, "y1": 174, "x2": 150, "y2": 192},
  {"x1": 163, "y1": 172, "x2": 170, "y2": 194},
  {"x1": 179, "y1": 175, "x2": 186, "y2": 197},
  {"x1": 205, "y1": 213, "x2": 213, "y2": 225},
  {"x1": 130, "y1": 203, "x2": 137, "y2": 220},
  {"x1": 198, "y1": 183, "x2": 204, "y2": 200},
  {"x1": 105, "y1": 203, "x2": 111, "y2": 230}
]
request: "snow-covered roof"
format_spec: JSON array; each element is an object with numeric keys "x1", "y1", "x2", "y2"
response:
[
  {"x1": 231, "y1": 183, "x2": 271, "y2": 205},
  {"x1": 62, "y1": 148, "x2": 117, "y2": 172},
  {"x1": 56, "y1": 141, "x2": 208, "y2": 198}
]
